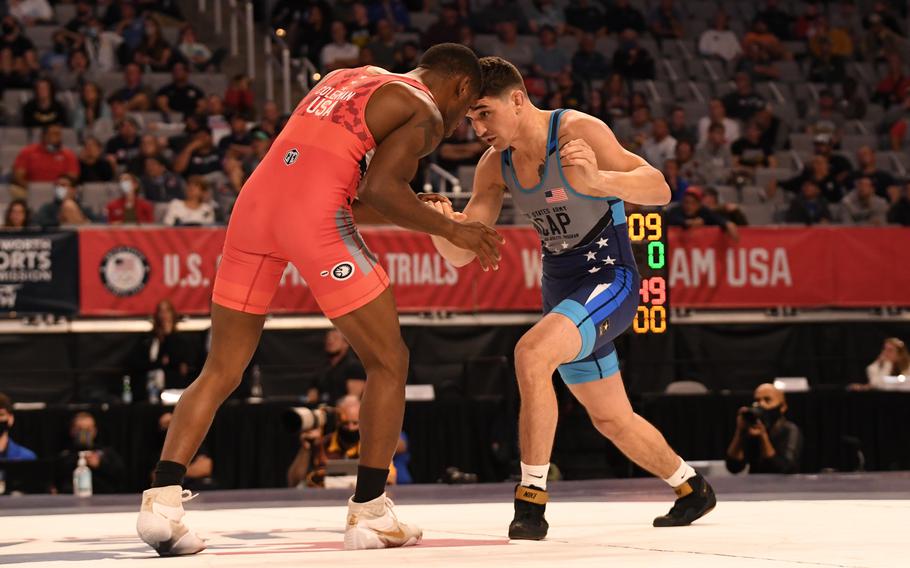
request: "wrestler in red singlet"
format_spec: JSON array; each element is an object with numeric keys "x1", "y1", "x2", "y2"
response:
[{"x1": 213, "y1": 67, "x2": 436, "y2": 318}]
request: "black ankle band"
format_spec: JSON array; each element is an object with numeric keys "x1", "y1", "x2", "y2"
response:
[
  {"x1": 152, "y1": 460, "x2": 187, "y2": 488},
  {"x1": 353, "y1": 465, "x2": 389, "y2": 503}
]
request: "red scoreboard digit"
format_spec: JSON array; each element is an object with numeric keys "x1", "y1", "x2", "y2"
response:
[{"x1": 628, "y1": 212, "x2": 669, "y2": 334}]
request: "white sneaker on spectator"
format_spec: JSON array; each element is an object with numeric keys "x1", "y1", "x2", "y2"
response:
[
  {"x1": 136, "y1": 485, "x2": 206, "y2": 556},
  {"x1": 344, "y1": 493, "x2": 422, "y2": 550}
]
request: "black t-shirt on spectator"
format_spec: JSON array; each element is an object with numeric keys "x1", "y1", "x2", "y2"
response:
[
  {"x1": 317, "y1": 351, "x2": 366, "y2": 404},
  {"x1": 186, "y1": 148, "x2": 221, "y2": 176},
  {"x1": 604, "y1": 5, "x2": 646, "y2": 33},
  {"x1": 611, "y1": 47, "x2": 655, "y2": 80},
  {"x1": 666, "y1": 204, "x2": 727, "y2": 227},
  {"x1": 22, "y1": 99, "x2": 68, "y2": 128},
  {"x1": 105, "y1": 135, "x2": 141, "y2": 165},
  {"x1": 731, "y1": 138, "x2": 770, "y2": 166},
  {"x1": 566, "y1": 4, "x2": 606, "y2": 33},
  {"x1": 849, "y1": 170, "x2": 895, "y2": 197},
  {"x1": 217, "y1": 132, "x2": 252, "y2": 158},
  {"x1": 726, "y1": 419, "x2": 802, "y2": 474},
  {"x1": 79, "y1": 159, "x2": 115, "y2": 183},
  {"x1": 785, "y1": 195, "x2": 833, "y2": 224},
  {"x1": 0, "y1": 34, "x2": 34, "y2": 57},
  {"x1": 156, "y1": 82, "x2": 205, "y2": 116},
  {"x1": 723, "y1": 91, "x2": 766, "y2": 121},
  {"x1": 888, "y1": 198, "x2": 910, "y2": 226}
]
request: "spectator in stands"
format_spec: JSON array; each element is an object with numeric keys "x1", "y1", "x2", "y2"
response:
[
  {"x1": 602, "y1": 73, "x2": 630, "y2": 119},
  {"x1": 793, "y1": 2, "x2": 821, "y2": 41},
  {"x1": 22, "y1": 78, "x2": 68, "y2": 128},
  {"x1": 736, "y1": 42, "x2": 780, "y2": 82},
  {"x1": 785, "y1": 179, "x2": 833, "y2": 225},
  {"x1": 699, "y1": 10, "x2": 742, "y2": 64},
  {"x1": 156, "y1": 61, "x2": 205, "y2": 117},
  {"x1": 526, "y1": 0, "x2": 566, "y2": 35},
  {"x1": 571, "y1": 34, "x2": 609, "y2": 82},
  {"x1": 695, "y1": 122, "x2": 734, "y2": 185},
  {"x1": 346, "y1": 3, "x2": 374, "y2": 49},
  {"x1": 841, "y1": 176, "x2": 889, "y2": 225},
  {"x1": 648, "y1": 0, "x2": 683, "y2": 40},
  {"x1": 55, "y1": 411, "x2": 126, "y2": 494},
  {"x1": 66, "y1": 1, "x2": 94, "y2": 34},
  {"x1": 850, "y1": 146, "x2": 896, "y2": 197},
  {"x1": 726, "y1": 383, "x2": 802, "y2": 474},
  {"x1": 312, "y1": 328, "x2": 367, "y2": 404},
  {"x1": 886, "y1": 94, "x2": 910, "y2": 151},
  {"x1": 807, "y1": 36, "x2": 848, "y2": 84},
  {"x1": 731, "y1": 121, "x2": 776, "y2": 177},
  {"x1": 321, "y1": 21, "x2": 359, "y2": 72},
  {"x1": 33, "y1": 174, "x2": 92, "y2": 227},
  {"x1": 155, "y1": 412, "x2": 213, "y2": 491},
  {"x1": 78, "y1": 136, "x2": 115, "y2": 183},
  {"x1": 475, "y1": 0, "x2": 529, "y2": 33},
  {"x1": 703, "y1": 186, "x2": 749, "y2": 225},
  {"x1": 141, "y1": 155, "x2": 184, "y2": 203},
  {"x1": 0, "y1": 392, "x2": 37, "y2": 460},
  {"x1": 859, "y1": 12, "x2": 904, "y2": 63},
  {"x1": 565, "y1": 0, "x2": 606, "y2": 36},
  {"x1": 642, "y1": 118, "x2": 677, "y2": 170},
  {"x1": 668, "y1": 106, "x2": 696, "y2": 145},
  {"x1": 0, "y1": 44, "x2": 34, "y2": 90},
  {"x1": 72, "y1": 82, "x2": 110, "y2": 135},
  {"x1": 420, "y1": 3, "x2": 459, "y2": 49},
  {"x1": 131, "y1": 299, "x2": 198, "y2": 390},
  {"x1": 391, "y1": 41, "x2": 420, "y2": 74},
  {"x1": 811, "y1": 133, "x2": 852, "y2": 184},
  {"x1": 753, "y1": 0, "x2": 793, "y2": 41},
  {"x1": 667, "y1": 186, "x2": 739, "y2": 239},
  {"x1": 127, "y1": 134, "x2": 168, "y2": 176},
  {"x1": 12, "y1": 125, "x2": 80, "y2": 190},
  {"x1": 286, "y1": 421, "x2": 326, "y2": 488},
  {"x1": 605, "y1": 0, "x2": 646, "y2": 34},
  {"x1": 2, "y1": 200, "x2": 32, "y2": 230},
  {"x1": 0, "y1": 15, "x2": 37, "y2": 69},
  {"x1": 224, "y1": 74, "x2": 255, "y2": 117},
  {"x1": 174, "y1": 125, "x2": 221, "y2": 177},
  {"x1": 110, "y1": 62, "x2": 152, "y2": 111},
  {"x1": 723, "y1": 72, "x2": 766, "y2": 121},
  {"x1": 217, "y1": 114, "x2": 253, "y2": 161},
  {"x1": 786, "y1": 154, "x2": 846, "y2": 203},
  {"x1": 662, "y1": 158, "x2": 689, "y2": 202},
  {"x1": 163, "y1": 175, "x2": 216, "y2": 226},
  {"x1": 872, "y1": 52, "x2": 910, "y2": 108},
  {"x1": 9, "y1": 0, "x2": 53, "y2": 24},
  {"x1": 436, "y1": 120, "x2": 485, "y2": 174},
  {"x1": 82, "y1": 16, "x2": 122, "y2": 73},
  {"x1": 858, "y1": 337, "x2": 910, "y2": 390},
  {"x1": 178, "y1": 25, "x2": 221, "y2": 72},
  {"x1": 698, "y1": 98, "x2": 740, "y2": 147},
  {"x1": 225, "y1": 130, "x2": 271, "y2": 193},
  {"x1": 552, "y1": 71, "x2": 586, "y2": 110},
  {"x1": 531, "y1": 26, "x2": 569, "y2": 85},
  {"x1": 614, "y1": 104, "x2": 652, "y2": 152},
  {"x1": 674, "y1": 140, "x2": 698, "y2": 181},
  {"x1": 804, "y1": 90, "x2": 844, "y2": 146},
  {"x1": 611, "y1": 29, "x2": 655, "y2": 80},
  {"x1": 106, "y1": 172, "x2": 153, "y2": 224},
  {"x1": 105, "y1": 117, "x2": 141, "y2": 169},
  {"x1": 838, "y1": 77, "x2": 867, "y2": 120},
  {"x1": 742, "y1": 19, "x2": 790, "y2": 61},
  {"x1": 369, "y1": 0, "x2": 410, "y2": 32},
  {"x1": 40, "y1": 29, "x2": 74, "y2": 73},
  {"x1": 490, "y1": 21, "x2": 533, "y2": 75},
  {"x1": 366, "y1": 18, "x2": 399, "y2": 70},
  {"x1": 753, "y1": 104, "x2": 786, "y2": 152},
  {"x1": 888, "y1": 181, "x2": 910, "y2": 226},
  {"x1": 808, "y1": 16, "x2": 854, "y2": 59}
]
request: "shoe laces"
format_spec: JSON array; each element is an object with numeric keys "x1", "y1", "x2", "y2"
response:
[{"x1": 180, "y1": 489, "x2": 198, "y2": 503}]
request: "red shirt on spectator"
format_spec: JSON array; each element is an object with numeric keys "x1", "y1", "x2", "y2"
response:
[
  {"x1": 875, "y1": 74, "x2": 910, "y2": 104},
  {"x1": 13, "y1": 143, "x2": 79, "y2": 182},
  {"x1": 105, "y1": 196, "x2": 154, "y2": 224},
  {"x1": 225, "y1": 86, "x2": 254, "y2": 116}
]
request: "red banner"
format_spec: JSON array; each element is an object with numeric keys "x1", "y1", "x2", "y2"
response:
[
  {"x1": 78, "y1": 227, "x2": 544, "y2": 316},
  {"x1": 668, "y1": 226, "x2": 910, "y2": 308},
  {"x1": 78, "y1": 226, "x2": 910, "y2": 316}
]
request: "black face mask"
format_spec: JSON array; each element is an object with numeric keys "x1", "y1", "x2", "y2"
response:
[
  {"x1": 338, "y1": 428, "x2": 360, "y2": 446},
  {"x1": 0, "y1": 420, "x2": 8, "y2": 436},
  {"x1": 2, "y1": 23, "x2": 15, "y2": 35},
  {"x1": 760, "y1": 405, "x2": 782, "y2": 429}
]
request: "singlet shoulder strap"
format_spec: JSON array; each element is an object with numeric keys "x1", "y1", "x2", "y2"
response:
[{"x1": 547, "y1": 109, "x2": 566, "y2": 156}]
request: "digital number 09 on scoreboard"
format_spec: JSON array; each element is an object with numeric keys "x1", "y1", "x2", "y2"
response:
[{"x1": 627, "y1": 212, "x2": 668, "y2": 334}]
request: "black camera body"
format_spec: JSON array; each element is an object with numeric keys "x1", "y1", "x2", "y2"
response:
[{"x1": 743, "y1": 404, "x2": 765, "y2": 424}]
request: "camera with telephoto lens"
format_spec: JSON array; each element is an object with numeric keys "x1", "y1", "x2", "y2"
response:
[
  {"x1": 283, "y1": 405, "x2": 336, "y2": 433},
  {"x1": 743, "y1": 403, "x2": 765, "y2": 424}
]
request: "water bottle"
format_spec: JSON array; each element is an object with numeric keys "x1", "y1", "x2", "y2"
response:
[
  {"x1": 122, "y1": 375, "x2": 132, "y2": 404},
  {"x1": 147, "y1": 369, "x2": 164, "y2": 403},
  {"x1": 0, "y1": 469, "x2": 6, "y2": 495},
  {"x1": 73, "y1": 451, "x2": 93, "y2": 497},
  {"x1": 250, "y1": 364, "x2": 263, "y2": 400}
]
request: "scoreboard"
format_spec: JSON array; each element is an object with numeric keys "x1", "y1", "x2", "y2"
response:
[{"x1": 627, "y1": 211, "x2": 668, "y2": 334}]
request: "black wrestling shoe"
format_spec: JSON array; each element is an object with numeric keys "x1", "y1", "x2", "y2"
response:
[
  {"x1": 653, "y1": 474, "x2": 716, "y2": 527},
  {"x1": 508, "y1": 485, "x2": 549, "y2": 540}
]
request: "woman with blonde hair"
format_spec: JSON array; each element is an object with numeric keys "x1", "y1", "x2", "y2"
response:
[{"x1": 864, "y1": 338, "x2": 910, "y2": 390}]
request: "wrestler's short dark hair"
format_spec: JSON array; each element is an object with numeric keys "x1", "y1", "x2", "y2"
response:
[
  {"x1": 419, "y1": 43, "x2": 481, "y2": 94},
  {"x1": 478, "y1": 56, "x2": 526, "y2": 98}
]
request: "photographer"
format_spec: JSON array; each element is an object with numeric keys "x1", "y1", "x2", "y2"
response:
[{"x1": 726, "y1": 383, "x2": 802, "y2": 474}]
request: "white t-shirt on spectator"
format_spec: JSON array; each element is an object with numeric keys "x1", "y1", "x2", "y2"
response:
[
  {"x1": 163, "y1": 199, "x2": 216, "y2": 226},
  {"x1": 698, "y1": 30, "x2": 742, "y2": 62},
  {"x1": 642, "y1": 135, "x2": 678, "y2": 170},
  {"x1": 697, "y1": 116, "x2": 741, "y2": 147},
  {"x1": 321, "y1": 42, "x2": 360, "y2": 70},
  {"x1": 11, "y1": 0, "x2": 53, "y2": 22}
]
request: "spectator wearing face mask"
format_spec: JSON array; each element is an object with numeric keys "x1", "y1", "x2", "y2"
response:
[
  {"x1": 54, "y1": 411, "x2": 126, "y2": 494},
  {"x1": 105, "y1": 173, "x2": 153, "y2": 224},
  {"x1": 0, "y1": 392, "x2": 37, "y2": 461},
  {"x1": 11, "y1": 125, "x2": 80, "y2": 195},
  {"x1": 726, "y1": 383, "x2": 802, "y2": 474},
  {"x1": 33, "y1": 174, "x2": 93, "y2": 228}
]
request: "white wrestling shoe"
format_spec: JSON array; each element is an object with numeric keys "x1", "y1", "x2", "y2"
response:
[
  {"x1": 136, "y1": 485, "x2": 206, "y2": 556},
  {"x1": 344, "y1": 493, "x2": 422, "y2": 550}
]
